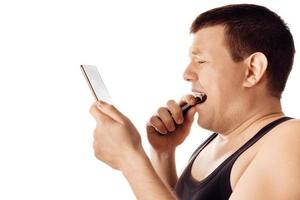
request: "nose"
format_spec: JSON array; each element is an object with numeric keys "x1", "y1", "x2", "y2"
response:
[{"x1": 183, "y1": 62, "x2": 197, "y2": 82}]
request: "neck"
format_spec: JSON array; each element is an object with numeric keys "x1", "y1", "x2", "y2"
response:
[{"x1": 218, "y1": 96, "x2": 284, "y2": 141}]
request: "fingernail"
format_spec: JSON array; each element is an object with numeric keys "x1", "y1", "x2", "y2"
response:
[
  {"x1": 98, "y1": 100, "x2": 108, "y2": 105},
  {"x1": 178, "y1": 117, "x2": 184, "y2": 124},
  {"x1": 99, "y1": 100, "x2": 110, "y2": 105},
  {"x1": 187, "y1": 96, "x2": 194, "y2": 104},
  {"x1": 96, "y1": 101, "x2": 103, "y2": 109}
]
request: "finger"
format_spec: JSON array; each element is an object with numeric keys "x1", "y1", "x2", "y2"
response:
[
  {"x1": 157, "y1": 107, "x2": 176, "y2": 132},
  {"x1": 166, "y1": 100, "x2": 183, "y2": 125},
  {"x1": 93, "y1": 128, "x2": 101, "y2": 140},
  {"x1": 185, "y1": 106, "x2": 197, "y2": 123},
  {"x1": 179, "y1": 95, "x2": 198, "y2": 123},
  {"x1": 95, "y1": 100, "x2": 127, "y2": 124},
  {"x1": 89, "y1": 102, "x2": 113, "y2": 123},
  {"x1": 179, "y1": 94, "x2": 198, "y2": 107},
  {"x1": 93, "y1": 140, "x2": 102, "y2": 160},
  {"x1": 93, "y1": 140, "x2": 98, "y2": 151},
  {"x1": 148, "y1": 116, "x2": 168, "y2": 134}
]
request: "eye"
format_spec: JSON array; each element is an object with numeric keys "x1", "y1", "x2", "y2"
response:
[{"x1": 197, "y1": 61, "x2": 206, "y2": 64}]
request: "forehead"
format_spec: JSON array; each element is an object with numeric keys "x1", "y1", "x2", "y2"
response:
[{"x1": 189, "y1": 25, "x2": 227, "y2": 55}]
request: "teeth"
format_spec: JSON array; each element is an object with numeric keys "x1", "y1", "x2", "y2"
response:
[
  {"x1": 193, "y1": 92, "x2": 205, "y2": 98},
  {"x1": 192, "y1": 92, "x2": 207, "y2": 102}
]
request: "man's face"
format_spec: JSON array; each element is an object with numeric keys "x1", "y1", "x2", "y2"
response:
[{"x1": 183, "y1": 25, "x2": 246, "y2": 132}]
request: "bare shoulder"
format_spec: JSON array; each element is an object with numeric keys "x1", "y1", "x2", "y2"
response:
[
  {"x1": 262, "y1": 118, "x2": 300, "y2": 149},
  {"x1": 258, "y1": 117, "x2": 300, "y2": 163},
  {"x1": 274, "y1": 118, "x2": 300, "y2": 133},
  {"x1": 256, "y1": 118, "x2": 300, "y2": 163},
  {"x1": 230, "y1": 118, "x2": 300, "y2": 200}
]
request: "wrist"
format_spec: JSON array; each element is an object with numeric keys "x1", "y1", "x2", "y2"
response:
[
  {"x1": 150, "y1": 146, "x2": 178, "y2": 189},
  {"x1": 150, "y1": 147, "x2": 176, "y2": 170},
  {"x1": 150, "y1": 146, "x2": 176, "y2": 156},
  {"x1": 150, "y1": 147, "x2": 176, "y2": 167},
  {"x1": 120, "y1": 146, "x2": 149, "y2": 175},
  {"x1": 120, "y1": 147, "x2": 178, "y2": 200}
]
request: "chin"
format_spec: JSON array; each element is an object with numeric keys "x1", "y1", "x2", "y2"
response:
[
  {"x1": 196, "y1": 113, "x2": 211, "y2": 131},
  {"x1": 197, "y1": 117, "x2": 204, "y2": 127}
]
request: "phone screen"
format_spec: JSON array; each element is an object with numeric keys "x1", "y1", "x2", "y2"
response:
[{"x1": 80, "y1": 65, "x2": 113, "y2": 104}]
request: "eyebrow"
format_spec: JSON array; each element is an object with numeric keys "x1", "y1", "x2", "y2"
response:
[
  {"x1": 191, "y1": 51, "x2": 203, "y2": 56},
  {"x1": 188, "y1": 47, "x2": 204, "y2": 55},
  {"x1": 189, "y1": 51, "x2": 205, "y2": 59}
]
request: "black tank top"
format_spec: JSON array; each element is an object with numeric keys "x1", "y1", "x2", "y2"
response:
[{"x1": 174, "y1": 117, "x2": 292, "y2": 200}]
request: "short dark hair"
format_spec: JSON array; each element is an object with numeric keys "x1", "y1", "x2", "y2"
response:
[{"x1": 191, "y1": 4, "x2": 295, "y2": 98}]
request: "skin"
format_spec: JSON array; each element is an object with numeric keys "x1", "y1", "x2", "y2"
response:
[{"x1": 90, "y1": 25, "x2": 300, "y2": 200}]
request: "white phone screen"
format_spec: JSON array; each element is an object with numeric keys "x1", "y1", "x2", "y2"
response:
[{"x1": 80, "y1": 65, "x2": 113, "y2": 104}]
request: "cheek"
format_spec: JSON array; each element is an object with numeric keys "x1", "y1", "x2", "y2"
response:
[
  {"x1": 197, "y1": 64, "x2": 242, "y2": 104},
  {"x1": 198, "y1": 66, "x2": 219, "y2": 89},
  {"x1": 216, "y1": 65, "x2": 243, "y2": 93},
  {"x1": 205, "y1": 71, "x2": 238, "y2": 109}
]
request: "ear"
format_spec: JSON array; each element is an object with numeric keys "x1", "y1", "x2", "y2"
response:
[{"x1": 243, "y1": 52, "x2": 268, "y2": 88}]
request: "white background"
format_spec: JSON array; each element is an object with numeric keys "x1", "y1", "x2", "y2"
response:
[{"x1": 0, "y1": 0, "x2": 299, "y2": 199}]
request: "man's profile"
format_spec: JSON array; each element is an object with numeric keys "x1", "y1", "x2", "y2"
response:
[{"x1": 89, "y1": 4, "x2": 299, "y2": 200}]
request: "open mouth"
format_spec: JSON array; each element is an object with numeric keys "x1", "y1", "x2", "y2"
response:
[{"x1": 192, "y1": 92, "x2": 207, "y2": 104}]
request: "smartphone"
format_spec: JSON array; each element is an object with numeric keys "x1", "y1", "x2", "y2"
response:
[{"x1": 80, "y1": 65, "x2": 113, "y2": 104}]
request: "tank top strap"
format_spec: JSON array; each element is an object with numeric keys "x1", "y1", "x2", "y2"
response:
[
  {"x1": 175, "y1": 116, "x2": 293, "y2": 200},
  {"x1": 189, "y1": 133, "x2": 218, "y2": 162},
  {"x1": 228, "y1": 116, "x2": 293, "y2": 159}
]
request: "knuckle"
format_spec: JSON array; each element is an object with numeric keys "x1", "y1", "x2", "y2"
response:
[
  {"x1": 105, "y1": 103, "x2": 114, "y2": 110},
  {"x1": 172, "y1": 106, "x2": 181, "y2": 115},
  {"x1": 93, "y1": 128, "x2": 100, "y2": 138},
  {"x1": 89, "y1": 105, "x2": 95, "y2": 114},
  {"x1": 149, "y1": 116, "x2": 166, "y2": 132},
  {"x1": 157, "y1": 107, "x2": 168, "y2": 115},
  {"x1": 94, "y1": 151, "x2": 101, "y2": 160},
  {"x1": 176, "y1": 106, "x2": 184, "y2": 120},
  {"x1": 149, "y1": 115, "x2": 159, "y2": 126},
  {"x1": 166, "y1": 121, "x2": 175, "y2": 130},
  {"x1": 157, "y1": 107, "x2": 164, "y2": 114},
  {"x1": 164, "y1": 116, "x2": 174, "y2": 124},
  {"x1": 166, "y1": 99, "x2": 176, "y2": 106},
  {"x1": 119, "y1": 118, "x2": 128, "y2": 126},
  {"x1": 161, "y1": 116, "x2": 174, "y2": 129},
  {"x1": 93, "y1": 140, "x2": 98, "y2": 151}
]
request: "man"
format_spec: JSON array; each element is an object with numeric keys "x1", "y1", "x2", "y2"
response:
[{"x1": 89, "y1": 4, "x2": 300, "y2": 200}]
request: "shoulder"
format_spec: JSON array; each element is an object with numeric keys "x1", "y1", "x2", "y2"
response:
[
  {"x1": 274, "y1": 118, "x2": 300, "y2": 132},
  {"x1": 261, "y1": 118, "x2": 300, "y2": 152},
  {"x1": 230, "y1": 118, "x2": 300, "y2": 200},
  {"x1": 250, "y1": 118, "x2": 300, "y2": 195},
  {"x1": 254, "y1": 118, "x2": 300, "y2": 195},
  {"x1": 250, "y1": 118, "x2": 300, "y2": 166},
  {"x1": 257, "y1": 117, "x2": 300, "y2": 167},
  {"x1": 256, "y1": 118, "x2": 300, "y2": 173}
]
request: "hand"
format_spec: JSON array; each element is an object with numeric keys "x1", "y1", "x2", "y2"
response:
[
  {"x1": 90, "y1": 100, "x2": 144, "y2": 170},
  {"x1": 146, "y1": 94, "x2": 198, "y2": 153}
]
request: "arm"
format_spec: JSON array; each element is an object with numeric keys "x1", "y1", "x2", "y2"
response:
[
  {"x1": 230, "y1": 120, "x2": 300, "y2": 200},
  {"x1": 122, "y1": 148, "x2": 178, "y2": 200},
  {"x1": 90, "y1": 101, "x2": 177, "y2": 200},
  {"x1": 150, "y1": 147, "x2": 178, "y2": 189},
  {"x1": 146, "y1": 95, "x2": 199, "y2": 188}
]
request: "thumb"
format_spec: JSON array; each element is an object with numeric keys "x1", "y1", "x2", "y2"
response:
[
  {"x1": 89, "y1": 102, "x2": 113, "y2": 123},
  {"x1": 95, "y1": 100, "x2": 127, "y2": 123},
  {"x1": 185, "y1": 106, "x2": 197, "y2": 124}
]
